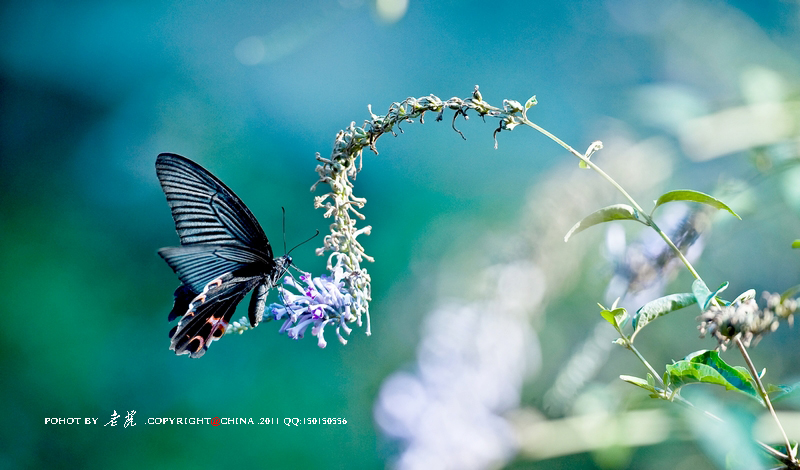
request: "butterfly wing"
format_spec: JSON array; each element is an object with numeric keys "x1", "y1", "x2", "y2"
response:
[
  {"x1": 159, "y1": 244, "x2": 272, "y2": 294},
  {"x1": 168, "y1": 274, "x2": 258, "y2": 358},
  {"x1": 155, "y1": 153, "x2": 272, "y2": 255},
  {"x1": 156, "y1": 153, "x2": 287, "y2": 358}
]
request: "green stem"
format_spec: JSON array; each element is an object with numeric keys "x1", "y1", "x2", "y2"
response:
[
  {"x1": 625, "y1": 340, "x2": 666, "y2": 389},
  {"x1": 647, "y1": 219, "x2": 702, "y2": 281},
  {"x1": 668, "y1": 379, "x2": 793, "y2": 466},
  {"x1": 736, "y1": 337, "x2": 796, "y2": 463},
  {"x1": 521, "y1": 117, "x2": 702, "y2": 281}
]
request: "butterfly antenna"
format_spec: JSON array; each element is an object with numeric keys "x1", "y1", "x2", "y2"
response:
[{"x1": 287, "y1": 230, "x2": 320, "y2": 256}]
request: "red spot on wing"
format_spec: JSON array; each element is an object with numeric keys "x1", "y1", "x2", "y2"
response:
[
  {"x1": 188, "y1": 336, "x2": 204, "y2": 353},
  {"x1": 206, "y1": 315, "x2": 229, "y2": 340}
]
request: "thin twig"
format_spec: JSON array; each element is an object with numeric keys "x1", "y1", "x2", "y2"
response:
[{"x1": 736, "y1": 337, "x2": 797, "y2": 463}]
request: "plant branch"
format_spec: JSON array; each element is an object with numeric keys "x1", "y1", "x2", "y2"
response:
[
  {"x1": 520, "y1": 97, "x2": 796, "y2": 468},
  {"x1": 520, "y1": 117, "x2": 702, "y2": 281},
  {"x1": 624, "y1": 339, "x2": 667, "y2": 389},
  {"x1": 736, "y1": 337, "x2": 796, "y2": 463}
]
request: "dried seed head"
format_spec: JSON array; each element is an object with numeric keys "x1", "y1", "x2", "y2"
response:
[{"x1": 698, "y1": 291, "x2": 783, "y2": 350}]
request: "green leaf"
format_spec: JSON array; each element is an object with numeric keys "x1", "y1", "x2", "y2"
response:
[
  {"x1": 578, "y1": 141, "x2": 603, "y2": 170},
  {"x1": 732, "y1": 289, "x2": 756, "y2": 304},
  {"x1": 707, "y1": 282, "x2": 729, "y2": 309},
  {"x1": 564, "y1": 204, "x2": 643, "y2": 242},
  {"x1": 769, "y1": 382, "x2": 798, "y2": 402},
  {"x1": 653, "y1": 190, "x2": 741, "y2": 220},
  {"x1": 692, "y1": 279, "x2": 712, "y2": 311},
  {"x1": 781, "y1": 284, "x2": 800, "y2": 302},
  {"x1": 633, "y1": 293, "x2": 697, "y2": 332},
  {"x1": 601, "y1": 307, "x2": 628, "y2": 331},
  {"x1": 665, "y1": 350, "x2": 758, "y2": 400},
  {"x1": 600, "y1": 310, "x2": 616, "y2": 326},
  {"x1": 793, "y1": 239, "x2": 800, "y2": 249},
  {"x1": 620, "y1": 375, "x2": 657, "y2": 393},
  {"x1": 524, "y1": 95, "x2": 537, "y2": 109},
  {"x1": 692, "y1": 279, "x2": 728, "y2": 311}
]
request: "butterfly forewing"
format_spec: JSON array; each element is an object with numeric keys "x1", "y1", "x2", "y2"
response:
[{"x1": 156, "y1": 153, "x2": 271, "y2": 253}]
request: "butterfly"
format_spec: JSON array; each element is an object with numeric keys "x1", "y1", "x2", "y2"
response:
[{"x1": 156, "y1": 153, "x2": 292, "y2": 358}]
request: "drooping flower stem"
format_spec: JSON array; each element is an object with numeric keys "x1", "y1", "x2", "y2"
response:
[{"x1": 309, "y1": 86, "x2": 545, "y2": 340}]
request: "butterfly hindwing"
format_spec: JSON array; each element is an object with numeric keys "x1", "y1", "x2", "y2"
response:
[
  {"x1": 159, "y1": 244, "x2": 273, "y2": 294},
  {"x1": 169, "y1": 275, "x2": 258, "y2": 358},
  {"x1": 169, "y1": 284, "x2": 196, "y2": 322}
]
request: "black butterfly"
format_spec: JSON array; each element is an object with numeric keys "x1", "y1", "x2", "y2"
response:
[{"x1": 156, "y1": 153, "x2": 291, "y2": 358}]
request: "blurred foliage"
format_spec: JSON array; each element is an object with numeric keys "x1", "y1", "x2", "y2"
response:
[{"x1": 2, "y1": 0, "x2": 800, "y2": 469}]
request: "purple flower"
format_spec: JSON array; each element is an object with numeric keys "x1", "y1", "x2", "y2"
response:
[{"x1": 269, "y1": 268, "x2": 357, "y2": 348}]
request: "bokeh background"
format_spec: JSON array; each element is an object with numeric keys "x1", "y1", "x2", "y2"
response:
[{"x1": 2, "y1": 0, "x2": 800, "y2": 468}]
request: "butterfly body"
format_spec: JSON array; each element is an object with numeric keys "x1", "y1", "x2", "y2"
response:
[{"x1": 156, "y1": 153, "x2": 291, "y2": 358}]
